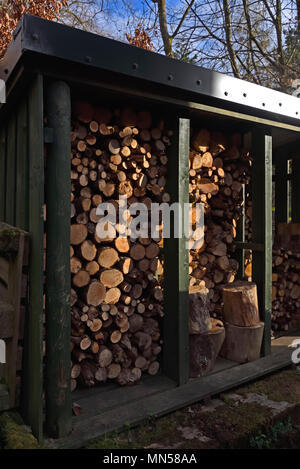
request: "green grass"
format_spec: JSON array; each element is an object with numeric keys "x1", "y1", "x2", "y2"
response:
[
  {"x1": 233, "y1": 369, "x2": 300, "y2": 403},
  {"x1": 249, "y1": 418, "x2": 295, "y2": 449}
]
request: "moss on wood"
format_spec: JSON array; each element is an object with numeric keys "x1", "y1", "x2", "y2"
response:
[
  {"x1": 0, "y1": 224, "x2": 27, "y2": 259},
  {"x1": 0, "y1": 225, "x2": 20, "y2": 257},
  {"x1": 0, "y1": 412, "x2": 41, "y2": 449}
]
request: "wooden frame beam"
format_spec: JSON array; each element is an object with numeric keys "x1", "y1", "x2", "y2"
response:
[
  {"x1": 5, "y1": 115, "x2": 16, "y2": 226},
  {"x1": 292, "y1": 156, "x2": 300, "y2": 222},
  {"x1": 274, "y1": 150, "x2": 289, "y2": 225},
  {"x1": 163, "y1": 117, "x2": 190, "y2": 385},
  {"x1": 0, "y1": 126, "x2": 6, "y2": 221},
  {"x1": 251, "y1": 129, "x2": 272, "y2": 356},
  {"x1": 21, "y1": 74, "x2": 44, "y2": 442},
  {"x1": 15, "y1": 98, "x2": 29, "y2": 230},
  {"x1": 45, "y1": 81, "x2": 72, "y2": 438},
  {"x1": 42, "y1": 72, "x2": 300, "y2": 134}
]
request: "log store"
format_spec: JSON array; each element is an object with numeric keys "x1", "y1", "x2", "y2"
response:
[{"x1": 0, "y1": 14, "x2": 300, "y2": 446}]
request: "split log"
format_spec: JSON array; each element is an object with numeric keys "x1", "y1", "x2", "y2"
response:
[
  {"x1": 81, "y1": 240, "x2": 97, "y2": 261},
  {"x1": 73, "y1": 270, "x2": 90, "y2": 288},
  {"x1": 100, "y1": 269, "x2": 124, "y2": 288},
  {"x1": 98, "y1": 247, "x2": 119, "y2": 268},
  {"x1": 86, "y1": 281, "x2": 106, "y2": 306},
  {"x1": 71, "y1": 224, "x2": 88, "y2": 245},
  {"x1": 98, "y1": 347, "x2": 113, "y2": 367},
  {"x1": 189, "y1": 286, "x2": 212, "y2": 334},
  {"x1": 105, "y1": 287, "x2": 121, "y2": 304},
  {"x1": 115, "y1": 237, "x2": 130, "y2": 253}
]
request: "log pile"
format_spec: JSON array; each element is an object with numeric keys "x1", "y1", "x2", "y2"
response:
[
  {"x1": 272, "y1": 223, "x2": 300, "y2": 332},
  {"x1": 188, "y1": 128, "x2": 251, "y2": 316},
  {"x1": 70, "y1": 101, "x2": 171, "y2": 389}
]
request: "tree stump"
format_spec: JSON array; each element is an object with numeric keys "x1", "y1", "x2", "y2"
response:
[
  {"x1": 222, "y1": 281, "x2": 260, "y2": 327},
  {"x1": 190, "y1": 326, "x2": 225, "y2": 377},
  {"x1": 220, "y1": 321, "x2": 264, "y2": 363}
]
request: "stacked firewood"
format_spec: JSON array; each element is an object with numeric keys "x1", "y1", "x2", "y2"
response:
[
  {"x1": 272, "y1": 224, "x2": 300, "y2": 331},
  {"x1": 188, "y1": 128, "x2": 251, "y2": 317},
  {"x1": 70, "y1": 101, "x2": 171, "y2": 389}
]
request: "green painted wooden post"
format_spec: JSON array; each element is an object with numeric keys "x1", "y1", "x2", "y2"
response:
[
  {"x1": 163, "y1": 117, "x2": 190, "y2": 385},
  {"x1": 15, "y1": 99, "x2": 29, "y2": 230},
  {"x1": 292, "y1": 156, "x2": 300, "y2": 222},
  {"x1": 275, "y1": 150, "x2": 288, "y2": 225},
  {"x1": 22, "y1": 74, "x2": 44, "y2": 442},
  {"x1": 0, "y1": 126, "x2": 6, "y2": 221},
  {"x1": 45, "y1": 81, "x2": 72, "y2": 438},
  {"x1": 251, "y1": 128, "x2": 272, "y2": 356},
  {"x1": 6, "y1": 115, "x2": 16, "y2": 225}
]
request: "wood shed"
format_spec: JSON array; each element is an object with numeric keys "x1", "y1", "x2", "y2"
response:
[{"x1": 0, "y1": 14, "x2": 299, "y2": 447}]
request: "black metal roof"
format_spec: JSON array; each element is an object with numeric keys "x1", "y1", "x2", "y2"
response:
[{"x1": 1, "y1": 14, "x2": 300, "y2": 130}]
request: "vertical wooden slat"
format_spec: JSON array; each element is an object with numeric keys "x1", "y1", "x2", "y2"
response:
[
  {"x1": 252, "y1": 129, "x2": 272, "y2": 356},
  {"x1": 21, "y1": 74, "x2": 44, "y2": 442},
  {"x1": 292, "y1": 156, "x2": 300, "y2": 222},
  {"x1": 0, "y1": 126, "x2": 6, "y2": 221},
  {"x1": 45, "y1": 81, "x2": 72, "y2": 438},
  {"x1": 275, "y1": 151, "x2": 288, "y2": 225},
  {"x1": 5, "y1": 233, "x2": 26, "y2": 407},
  {"x1": 16, "y1": 98, "x2": 29, "y2": 230},
  {"x1": 163, "y1": 117, "x2": 190, "y2": 385},
  {"x1": 236, "y1": 183, "x2": 245, "y2": 278},
  {"x1": 6, "y1": 115, "x2": 16, "y2": 225}
]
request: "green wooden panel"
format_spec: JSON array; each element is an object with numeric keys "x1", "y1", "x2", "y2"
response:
[
  {"x1": 15, "y1": 98, "x2": 29, "y2": 230},
  {"x1": 0, "y1": 126, "x2": 6, "y2": 221},
  {"x1": 251, "y1": 129, "x2": 272, "y2": 356},
  {"x1": 163, "y1": 117, "x2": 190, "y2": 385},
  {"x1": 5, "y1": 115, "x2": 16, "y2": 225},
  {"x1": 45, "y1": 81, "x2": 72, "y2": 438},
  {"x1": 21, "y1": 74, "x2": 44, "y2": 442}
]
